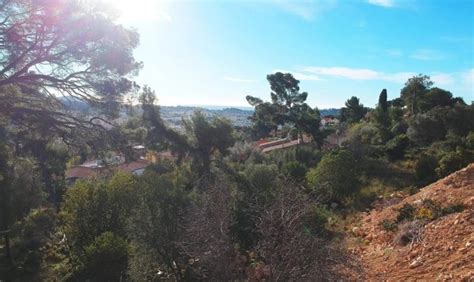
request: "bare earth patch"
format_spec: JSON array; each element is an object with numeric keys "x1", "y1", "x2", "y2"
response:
[{"x1": 348, "y1": 163, "x2": 474, "y2": 281}]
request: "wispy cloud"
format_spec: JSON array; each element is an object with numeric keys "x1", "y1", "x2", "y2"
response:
[
  {"x1": 431, "y1": 73, "x2": 454, "y2": 86},
  {"x1": 440, "y1": 36, "x2": 472, "y2": 43},
  {"x1": 297, "y1": 66, "x2": 415, "y2": 83},
  {"x1": 303, "y1": 66, "x2": 379, "y2": 80},
  {"x1": 463, "y1": 69, "x2": 474, "y2": 85},
  {"x1": 411, "y1": 49, "x2": 445, "y2": 61},
  {"x1": 386, "y1": 49, "x2": 403, "y2": 56},
  {"x1": 223, "y1": 76, "x2": 256, "y2": 83},
  {"x1": 367, "y1": 0, "x2": 395, "y2": 8},
  {"x1": 273, "y1": 69, "x2": 324, "y2": 81},
  {"x1": 462, "y1": 69, "x2": 474, "y2": 93},
  {"x1": 271, "y1": 0, "x2": 337, "y2": 20}
]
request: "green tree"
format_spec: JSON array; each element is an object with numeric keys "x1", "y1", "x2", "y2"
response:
[
  {"x1": 306, "y1": 149, "x2": 360, "y2": 202},
  {"x1": 340, "y1": 96, "x2": 368, "y2": 123},
  {"x1": 184, "y1": 111, "x2": 235, "y2": 175},
  {"x1": 128, "y1": 171, "x2": 190, "y2": 280},
  {"x1": 61, "y1": 172, "x2": 138, "y2": 262},
  {"x1": 246, "y1": 72, "x2": 325, "y2": 147},
  {"x1": 82, "y1": 232, "x2": 129, "y2": 281},
  {"x1": 400, "y1": 75, "x2": 433, "y2": 115},
  {"x1": 378, "y1": 89, "x2": 388, "y2": 112},
  {"x1": 373, "y1": 89, "x2": 392, "y2": 142},
  {"x1": 0, "y1": 0, "x2": 141, "y2": 134}
]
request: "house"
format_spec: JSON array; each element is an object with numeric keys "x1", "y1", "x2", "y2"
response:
[
  {"x1": 66, "y1": 158, "x2": 150, "y2": 186},
  {"x1": 321, "y1": 115, "x2": 339, "y2": 127},
  {"x1": 256, "y1": 138, "x2": 302, "y2": 153}
]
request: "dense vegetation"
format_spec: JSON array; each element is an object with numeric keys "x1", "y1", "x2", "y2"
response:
[{"x1": 0, "y1": 0, "x2": 472, "y2": 281}]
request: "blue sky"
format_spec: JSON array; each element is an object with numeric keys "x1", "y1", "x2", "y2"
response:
[{"x1": 112, "y1": 0, "x2": 473, "y2": 108}]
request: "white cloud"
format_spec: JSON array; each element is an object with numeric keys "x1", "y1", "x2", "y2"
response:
[
  {"x1": 303, "y1": 66, "x2": 379, "y2": 80},
  {"x1": 431, "y1": 73, "x2": 455, "y2": 86},
  {"x1": 462, "y1": 69, "x2": 474, "y2": 95},
  {"x1": 386, "y1": 49, "x2": 403, "y2": 56},
  {"x1": 272, "y1": 69, "x2": 324, "y2": 81},
  {"x1": 223, "y1": 76, "x2": 256, "y2": 83},
  {"x1": 411, "y1": 49, "x2": 445, "y2": 61},
  {"x1": 367, "y1": 0, "x2": 395, "y2": 8},
  {"x1": 299, "y1": 66, "x2": 415, "y2": 83},
  {"x1": 462, "y1": 69, "x2": 474, "y2": 84}
]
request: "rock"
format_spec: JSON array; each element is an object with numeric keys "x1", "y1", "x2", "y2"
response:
[
  {"x1": 413, "y1": 199, "x2": 422, "y2": 206},
  {"x1": 352, "y1": 227, "x2": 360, "y2": 235},
  {"x1": 409, "y1": 257, "x2": 422, "y2": 268}
]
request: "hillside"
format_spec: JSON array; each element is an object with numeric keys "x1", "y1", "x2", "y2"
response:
[{"x1": 349, "y1": 164, "x2": 474, "y2": 281}]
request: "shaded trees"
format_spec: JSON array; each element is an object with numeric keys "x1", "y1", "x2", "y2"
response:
[{"x1": 0, "y1": 0, "x2": 141, "y2": 126}]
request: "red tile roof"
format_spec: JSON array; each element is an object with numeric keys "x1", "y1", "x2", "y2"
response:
[{"x1": 66, "y1": 159, "x2": 150, "y2": 180}]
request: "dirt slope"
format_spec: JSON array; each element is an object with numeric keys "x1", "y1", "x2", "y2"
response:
[{"x1": 349, "y1": 164, "x2": 474, "y2": 281}]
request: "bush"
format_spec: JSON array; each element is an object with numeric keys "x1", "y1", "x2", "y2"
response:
[
  {"x1": 436, "y1": 147, "x2": 473, "y2": 177},
  {"x1": 82, "y1": 232, "x2": 129, "y2": 281},
  {"x1": 396, "y1": 203, "x2": 416, "y2": 222},
  {"x1": 380, "y1": 219, "x2": 397, "y2": 232},
  {"x1": 282, "y1": 161, "x2": 308, "y2": 182},
  {"x1": 393, "y1": 220, "x2": 425, "y2": 246},
  {"x1": 306, "y1": 149, "x2": 360, "y2": 202},
  {"x1": 441, "y1": 204, "x2": 465, "y2": 215},
  {"x1": 385, "y1": 134, "x2": 409, "y2": 160},
  {"x1": 304, "y1": 205, "x2": 331, "y2": 236},
  {"x1": 415, "y1": 154, "x2": 438, "y2": 186}
]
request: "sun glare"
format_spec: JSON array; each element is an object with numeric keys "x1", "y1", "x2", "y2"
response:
[{"x1": 102, "y1": 0, "x2": 170, "y2": 23}]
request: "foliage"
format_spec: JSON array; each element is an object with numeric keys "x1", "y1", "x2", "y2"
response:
[
  {"x1": 400, "y1": 74, "x2": 433, "y2": 115},
  {"x1": 82, "y1": 232, "x2": 129, "y2": 281},
  {"x1": 385, "y1": 134, "x2": 409, "y2": 160},
  {"x1": 380, "y1": 219, "x2": 398, "y2": 232},
  {"x1": 128, "y1": 171, "x2": 191, "y2": 280},
  {"x1": 184, "y1": 111, "x2": 235, "y2": 175},
  {"x1": 415, "y1": 154, "x2": 438, "y2": 186},
  {"x1": 436, "y1": 147, "x2": 473, "y2": 177},
  {"x1": 61, "y1": 172, "x2": 138, "y2": 262},
  {"x1": 282, "y1": 161, "x2": 308, "y2": 182},
  {"x1": 246, "y1": 72, "x2": 325, "y2": 147},
  {"x1": 396, "y1": 203, "x2": 416, "y2": 222},
  {"x1": 0, "y1": 0, "x2": 141, "y2": 137},
  {"x1": 340, "y1": 96, "x2": 368, "y2": 123},
  {"x1": 306, "y1": 149, "x2": 360, "y2": 202}
]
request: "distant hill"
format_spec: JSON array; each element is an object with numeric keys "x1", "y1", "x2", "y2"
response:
[{"x1": 59, "y1": 100, "x2": 340, "y2": 127}]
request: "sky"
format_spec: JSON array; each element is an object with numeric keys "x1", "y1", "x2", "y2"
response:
[{"x1": 108, "y1": 0, "x2": 473, "y2": 108}]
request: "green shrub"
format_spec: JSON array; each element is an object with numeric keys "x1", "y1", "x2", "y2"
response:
[
  {"x1": 304, "y1": 205, "x2": 331, "y2": 236},
  {"x1": 82, "y1": 232, "x2": 129, "y2": 281},
  {"x1": 380, "y1": 219, "x2": 398, "y2": 232},
  {"x1": 396, "y1": 203, "x2": 416, "y2": 222},
  {"x1": 441, "y1": 204, "x2": 465, "y2": 216},
  {"x1": 306, "y1": 149, "x2": 360, "y2": 202},
  {"x1": 436, "y1": 147, "x2": 473, "y2": 177},
  {"x1": 385, "y1": 134, "x2": 409, "y2": 160},
  {"x1": 415, "y1": 154, "x2": 438, "y2": 186},
  {"x1": 282, "y1": 161, "x2": 307, "y2": 182}
]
